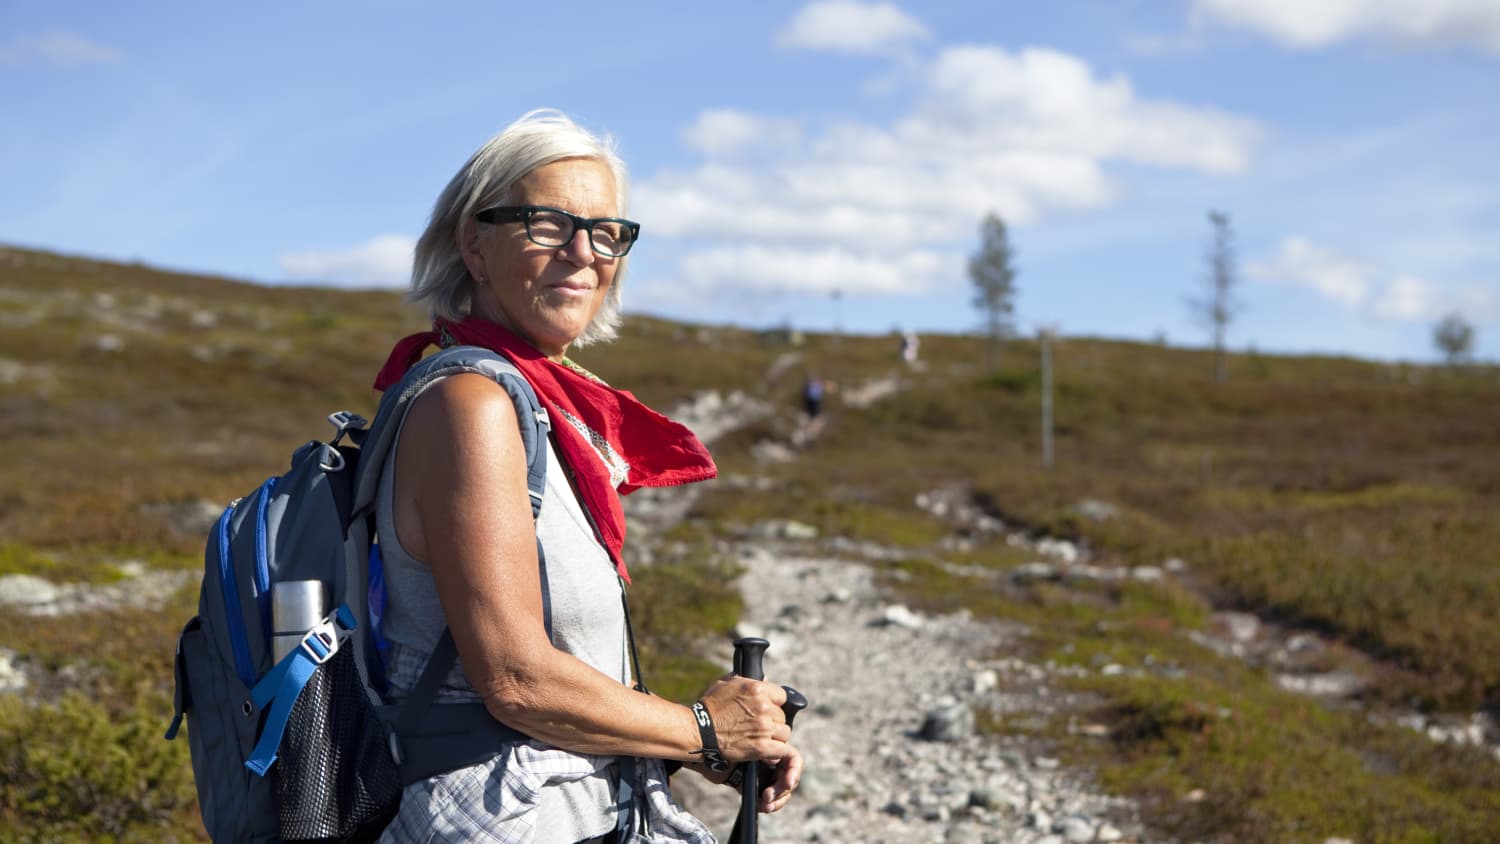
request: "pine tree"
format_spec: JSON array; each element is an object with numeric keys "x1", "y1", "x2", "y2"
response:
[
  {"x1": 968, "y1": 212, "x2": 1017, "y2": 370},
  {"x1": 1187, "y1": 210, "x2": 1243, "y2": 383},
  {"x1": 1433, "y1": 312, "x2": 1475, "y2": 365}
]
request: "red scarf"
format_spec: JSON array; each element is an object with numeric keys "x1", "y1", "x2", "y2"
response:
[{"x1": 374, "y1": 316, "x2": 717, "y2": 582}]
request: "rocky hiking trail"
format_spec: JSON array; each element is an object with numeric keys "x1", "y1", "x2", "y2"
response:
[
  {"x1": 631, "y1": 367, "x2": 1150, "y2": 844},
  {"x1": 634, "y1": 362, "x2": 1500, "y2": 844},
  {"x1": 676, "y1": 541, "x2": 1145, "y2": 844}
]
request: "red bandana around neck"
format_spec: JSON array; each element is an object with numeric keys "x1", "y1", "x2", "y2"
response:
[{"x1": 374, "y1": 316, "x2": 718, "y2": 582}]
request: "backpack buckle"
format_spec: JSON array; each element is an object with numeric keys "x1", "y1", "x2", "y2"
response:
[
  {"x1": 327, "y1": 411, "x2": 370, "y2": 446},
  {"x1": 297, "y1": 619, "x2": 342, "y2": 665}
]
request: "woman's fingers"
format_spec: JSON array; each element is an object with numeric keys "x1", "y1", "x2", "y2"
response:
[
  {"x1": 760, "y1": 745, "x2": 805, "y2": 813},
  {"x1": 699, "y1": 677, "x2": 793, "y2": 761}
]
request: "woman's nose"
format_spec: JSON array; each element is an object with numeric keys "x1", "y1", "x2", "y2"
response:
[{"x1": 558, "y1": 228, "x2": 596, "y2": 265}]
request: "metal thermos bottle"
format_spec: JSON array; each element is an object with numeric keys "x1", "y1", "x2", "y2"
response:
[{"x1": 271, "y1": 580, "x2": 326, "y2": 663}]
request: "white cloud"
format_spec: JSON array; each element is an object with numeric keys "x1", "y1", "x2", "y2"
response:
[
  {"x1": 1455, "y1": 284, "x2": 1499, "y2": 320},
  {"x1": 775, "y1": 0, "x2": 932, "y2": 55},
  {"x1": 637, "y1": 42, "x2": 1261, "y2": 299},
  {"x1": 682, "y1": 110, "x2": 803, "y2": 157},
  {"x1": 1373, "y1": 275, "x2": 1498, "y2": 322},
  {"x1": 638, "y1": 170, "x2": 954, "y2": 247},
  {"x1": 922, "y1": 46, "x2": 1260, "y2": 174},
  {"x1": 1193, "y1": 0, "x2": 1500, "y2": 55},
  {"x1": 1372, "y1": 274, "x2": 1442, "y2": 319},
  {"x1": 1250, "y1": 238, "x2": 1498, "y2": 324},
  {"x1": 0, "y1": 31, "x2": 123, "y2": 64},
  {"x1": 1247, "y1": 237, "x2": 1371, "y2": 306},
  {"x1": 678, "y1": 246, "x2": 949, "y2": 295},
  {"x1": 1124, "y1": 30, "x2": 1208, "y2": 56},
  {"x1": 278, "y1": 234, "x2": 413, "y2": 287}
]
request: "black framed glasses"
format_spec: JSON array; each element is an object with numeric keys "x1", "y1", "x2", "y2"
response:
[{"x1": 475, "y1": 205, "x2": 640, "y2": 258}]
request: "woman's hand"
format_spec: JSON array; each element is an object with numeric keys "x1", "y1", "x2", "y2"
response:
[
  {"x1": 683, "y1": 717, "x2": 805, "y2": 813},
  {"x1": 694, "y1": 675, "x2": 804, "y2": 812},
  {"x1": 753, "y1": 743, "x2": 804, "y2": 813},
  {"x1": 696, "y1": 675, "x2": 791, "y2": 763}
]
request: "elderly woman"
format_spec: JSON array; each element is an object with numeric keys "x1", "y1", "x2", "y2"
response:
[{"x1": 369, "y1": 110, "x2": 802, "y2": 843}]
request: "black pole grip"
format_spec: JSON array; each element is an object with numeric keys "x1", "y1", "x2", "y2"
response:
[
  {"x1": 733, "y1": 637, "x2": 769, "y2": 681},
  {"x1": 726, "y1": 647, "x2": 810, "y2": 844},
  {"x1": 781, "y1": 685, "x2": 808, "y2": 727},
  {"x1": 730, "y1": 637, "x2": 769, "y2": 844}
]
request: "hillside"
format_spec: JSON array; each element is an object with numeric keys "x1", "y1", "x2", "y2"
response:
[{"x1": 2, "y1": 244, "x2": 1499, "y2": 842}]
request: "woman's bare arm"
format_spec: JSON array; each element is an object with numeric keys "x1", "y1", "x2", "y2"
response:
[{"x1": 393, "y1": 373, "x2": 791, "y2": 765}]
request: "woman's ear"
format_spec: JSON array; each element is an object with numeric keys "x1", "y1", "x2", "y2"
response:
[{"x1": 457, "y1": 218, "x2": 486, "y2": 281}]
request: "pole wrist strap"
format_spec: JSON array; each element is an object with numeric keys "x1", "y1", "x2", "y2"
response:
[{"x1": 690, "y1": 701, "x2": 730, "y2": 772}]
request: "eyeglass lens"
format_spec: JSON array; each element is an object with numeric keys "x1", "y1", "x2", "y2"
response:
[{"x1": 526, "y1": 209, "x2": 633, "y2": 256}]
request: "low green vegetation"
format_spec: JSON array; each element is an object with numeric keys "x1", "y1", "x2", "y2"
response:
[
  {"x1": 629, "y1": 553, "x2": 744, "y2": 704},
  {"x1": 0, "y1": 590, "x2": 202, "y2": 841},
  {"x1": 0, "y1": 691, "x2": 198, "y2": 843},
  {"x1": 2, "y1": 245, "x2": 1498, "y2": 840},
  {"x1": 721, "y1": 331, "x2": 1500, "y2": 840},
  {"x1": 891, "y1": 557, "x2": 1500, "y2": 841}
]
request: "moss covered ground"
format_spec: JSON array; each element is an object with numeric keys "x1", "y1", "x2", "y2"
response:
[{"x1": 2, "y1": 245, "x2": 1497, "y2": 840}]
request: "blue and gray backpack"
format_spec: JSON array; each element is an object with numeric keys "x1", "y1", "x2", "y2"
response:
[{"x1": 167, "y1": 346, "x2": 548, "y2": 843}]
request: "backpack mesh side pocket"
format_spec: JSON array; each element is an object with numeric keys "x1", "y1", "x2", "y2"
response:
[{"x1": 273, "y1": 643, "x2": 402, "y2": 843}]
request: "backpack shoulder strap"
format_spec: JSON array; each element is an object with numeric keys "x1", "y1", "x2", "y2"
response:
[
  {"x1": 352, "y1": 345, "x2": 550, "y2": 521},
  {"x1": 357, "y1": 345, "x2": 553, "y2": 781}
]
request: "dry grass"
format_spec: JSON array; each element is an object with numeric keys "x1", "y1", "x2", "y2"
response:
[{"x1": 2, "y1": 244, "x2": 1498, "y2": 840}]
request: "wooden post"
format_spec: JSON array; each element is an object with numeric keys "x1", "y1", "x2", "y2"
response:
[{"x1": 1041, "y1": 327, "x2": 1054, "y2": 469}]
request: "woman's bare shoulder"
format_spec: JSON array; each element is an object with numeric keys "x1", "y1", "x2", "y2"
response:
[
  {"x1": 398, "y1": 371, "x2": 527, "y2": 465},
  {"x1": 407, "y1": 371, "x2": 521, "y2": 427}
]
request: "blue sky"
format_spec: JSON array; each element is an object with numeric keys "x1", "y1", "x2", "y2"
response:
[{"x1": 3, "y1": 1, "x2": 1497, "y2": 362}]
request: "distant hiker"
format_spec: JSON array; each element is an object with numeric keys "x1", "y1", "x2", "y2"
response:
[
  {"x1": 798, "y1": 373, "x2": 830, "y2": 446},
  {"x1": 371, "y1": 110, "x2": 801, "y2": 841},
  {"x1": 900, "y1": 330, "x2": 920, "y2": 366},
  {"x1": 802, "y1": 373, "x2": 825, "y2": 421}
]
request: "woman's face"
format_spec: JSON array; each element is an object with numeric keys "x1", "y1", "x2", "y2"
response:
[{"x1": 463, "y1": 158, "x2": 621, "y2": 360}]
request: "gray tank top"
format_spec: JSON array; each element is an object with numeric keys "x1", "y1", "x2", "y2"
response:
[{"x1": 375, "y1": 370, "x2": 629, "y2": 843}]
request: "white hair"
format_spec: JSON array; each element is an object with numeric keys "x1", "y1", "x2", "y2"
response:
[{"x1": 408, "y1": 109, "x2": 630, "y2": 346}]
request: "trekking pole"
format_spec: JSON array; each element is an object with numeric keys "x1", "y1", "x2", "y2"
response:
[
  {"x1": 730, "y1": 637, "x2": 768, "y2": 844},
  {"x1": 727, "y1": 637, "x2": 808, "y2": 844}
]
